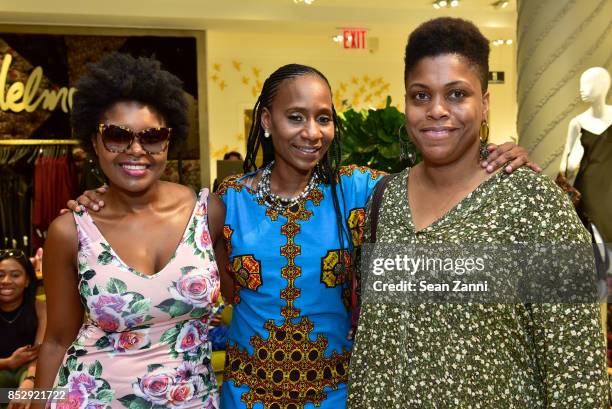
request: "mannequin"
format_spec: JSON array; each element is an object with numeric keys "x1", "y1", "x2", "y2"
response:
[
  {"x1": 560, "y1": 67, "x2": 612, "y2": 182},
  {"x1": 559, "y1": 67, "x2": 612, "y2": 251}
]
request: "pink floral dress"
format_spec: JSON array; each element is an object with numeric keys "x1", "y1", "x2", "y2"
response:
[{"x1": 49, "y1": 189, "x2": 220, "y2": 409}]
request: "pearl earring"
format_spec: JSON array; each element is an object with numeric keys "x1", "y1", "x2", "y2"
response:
[{"x1": 264, "y1": 130, "x2": 270, "y2": 138}]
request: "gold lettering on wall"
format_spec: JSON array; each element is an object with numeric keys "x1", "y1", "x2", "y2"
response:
[{"x1": 0, "y1": 54, "x2": 76, "y2": 113}]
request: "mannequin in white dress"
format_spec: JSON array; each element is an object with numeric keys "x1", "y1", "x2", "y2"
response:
[{"x1": 559, "y1": 67, "x2": 612, "y2": 183}]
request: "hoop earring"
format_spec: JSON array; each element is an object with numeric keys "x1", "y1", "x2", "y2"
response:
[
  {"x1": 479, "y1": 120, "x2": 490, "y2": 159},
  {"x1": 264, "y1": 130, "x2": 270, "y2": 139},
  {"x1": 398, "y1": 125, "x2": 415, "y2": 166}
]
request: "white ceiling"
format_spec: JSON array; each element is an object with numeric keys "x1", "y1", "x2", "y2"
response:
[{"x1": 0, "y1": 0, "x2": 516, "y2": 37}]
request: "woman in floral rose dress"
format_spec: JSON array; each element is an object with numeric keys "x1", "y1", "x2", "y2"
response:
[{"x1": 33, "y1": 53, "x2": 226, "y2": 409}]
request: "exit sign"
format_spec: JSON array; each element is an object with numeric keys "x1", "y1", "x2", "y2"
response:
[
  {"x1": 342, "y1": 28, "x2": 367, "y2": 49},
  {"x1": 488, "y1": 71, "x2": 505, "y2": 84}
]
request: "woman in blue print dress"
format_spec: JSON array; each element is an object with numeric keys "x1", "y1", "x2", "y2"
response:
[{"x1": 217, "y1": 65, "x2": 383, "y2": 409}]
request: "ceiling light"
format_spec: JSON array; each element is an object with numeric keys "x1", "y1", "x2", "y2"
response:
[
  {"x1": 491, "y1": 39, "x2": 513, "y2": 46},
  {"x1": 432, "y1": 0, "x2": 459, "y2": 9},
  {"x1": 491, "y1": 0, "x2": 509, "y2": 9},
  {"x1": 293, "y1": 0, "x2": 315, "y2": 4}
]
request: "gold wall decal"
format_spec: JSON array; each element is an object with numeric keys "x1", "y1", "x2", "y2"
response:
[{"x1": 334, "y1": 75, "x2": 391, "y2": 110}]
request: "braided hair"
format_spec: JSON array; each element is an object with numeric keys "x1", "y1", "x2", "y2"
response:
[{"x1": 244, "y1": 64, "x2": 350, "y2": 250}]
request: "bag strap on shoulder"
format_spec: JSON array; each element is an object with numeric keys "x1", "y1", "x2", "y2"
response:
[{"x1": 369, "y1": 174, "x2": 395, "y2": 243}]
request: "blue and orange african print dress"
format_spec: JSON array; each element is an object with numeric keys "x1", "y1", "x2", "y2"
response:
[{"x1": 218, "y1": 166, "x2": 383, "y2": 409}]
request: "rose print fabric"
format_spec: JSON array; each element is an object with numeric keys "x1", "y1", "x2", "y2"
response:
[{"x1": 49, "y1": 189, "x2": 220, "y2": 409}]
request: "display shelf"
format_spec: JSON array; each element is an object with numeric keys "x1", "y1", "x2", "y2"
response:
[{"x1": 0, "y1": 139, "x2": 79, "y2": 145}]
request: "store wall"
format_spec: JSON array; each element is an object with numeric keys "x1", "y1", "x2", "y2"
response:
[
  {"x1": 0, "y1": 25, "x2": 210, "y2": 189},
  {"x1": 206, "y1": 29, "x2": 517, "y2": 181}
]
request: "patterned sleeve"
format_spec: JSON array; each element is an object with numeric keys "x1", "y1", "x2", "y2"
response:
[
  {"x1": 338, "y1": 165, "x2": 387, "y2": 211},
  {"x1": 215, "y1": 174, "x2": 243, "y2": 206},
  {"x1": 512, "y1": 170, "x2": 608, "y2": 407}
]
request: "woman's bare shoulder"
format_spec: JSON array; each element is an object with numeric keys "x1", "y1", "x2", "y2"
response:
[{"x1": 47, "y1": 212, "x2": 77, "y2": 241}]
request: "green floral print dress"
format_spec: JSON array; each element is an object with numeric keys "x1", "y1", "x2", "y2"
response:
[{"x1": 347, "y1": 167, "x2": 608, "y2": 409}]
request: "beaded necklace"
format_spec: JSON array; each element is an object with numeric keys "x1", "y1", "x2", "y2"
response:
[{"x1": 255, "y1": 161, "x2": 319, "y2": 212}]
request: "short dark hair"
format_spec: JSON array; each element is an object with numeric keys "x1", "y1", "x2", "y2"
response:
[
  {"x1": 404, "y1": 17, "x2": 490, "y2": 92},
  {"x1": 71, "y1": 52, "x2": 189, "y2": 154},
  {"x1": 223, "y1": 151, "x2": 242, "y2": 160}
]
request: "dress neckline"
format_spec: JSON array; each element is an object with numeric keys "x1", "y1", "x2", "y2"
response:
[
  {"x1": 403, "y1": 167, "x2": 507, "y2": 234},
  {"x1": 81, "y1": 190, "x2": 201, "y2": 279}
]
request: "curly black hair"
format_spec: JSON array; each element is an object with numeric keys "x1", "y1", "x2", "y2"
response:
[
  {"x1": 404, "y1": 17, "x2": 490, "y2": 92},
  {"x1": 71, "y1": 52, "x2": 188, "y2": 154}
]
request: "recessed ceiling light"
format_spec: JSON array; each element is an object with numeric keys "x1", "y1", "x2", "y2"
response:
[
  {"x1": 491, "y1": 39, "x2": 513, "y2": 46},
  {"x1": 433, "y1": 0, "x2": 459, "y2": 9},
  {"x1": 491, "y1": 0, "x2": 509, "y2": 9}
]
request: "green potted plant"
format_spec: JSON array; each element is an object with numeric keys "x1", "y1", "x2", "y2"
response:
[{"x1": 338, "y1": 96, "x2": 420, "y2": 173}]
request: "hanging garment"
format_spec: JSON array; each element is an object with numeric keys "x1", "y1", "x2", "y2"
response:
[
  {"x1": 32, "y1": 154, "x2": 77, "y2": 249},
  {"x1": 574, "y1": 124, "x2": 612, "y2": 244},
  {"x1": 0, "y1": 165, "x2": 31, "y2": 251}
]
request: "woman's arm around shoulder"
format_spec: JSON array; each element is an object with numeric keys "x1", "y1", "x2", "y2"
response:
[{"x1": 207, "y1": 193, "x2": 233, "y2": 304}]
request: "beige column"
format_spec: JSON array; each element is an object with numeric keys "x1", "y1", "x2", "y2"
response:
[{"x1": 516, "y1": 0, "x2": 612, "y2": 175}]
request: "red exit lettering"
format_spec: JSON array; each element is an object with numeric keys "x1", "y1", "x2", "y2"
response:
[{"x1": 343, "y1": 29, "x2": 367, "y2": 49}]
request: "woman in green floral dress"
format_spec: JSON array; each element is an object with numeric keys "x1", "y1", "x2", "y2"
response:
[{"x1": 347, "y1": 17, "x2": 608, "y2": 408}]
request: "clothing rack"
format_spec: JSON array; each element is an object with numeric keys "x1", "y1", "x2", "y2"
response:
[
  {"x1": 0, "y1": 139, "x2": 79, "y2": 145},
  {"x1": 0, "y1": 139, "x2": 81, "y2": 253},
  {"x1": 0, "y1": 139, "x2": 79, "y2": 166}
]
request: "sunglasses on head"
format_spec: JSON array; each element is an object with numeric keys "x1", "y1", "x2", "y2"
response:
[
  {"x1": 98, "y1": 124, "x2": 172, "y2": 155},
  {"x1": 0, "y1": 249, "x2": 26, "y2": 261}
]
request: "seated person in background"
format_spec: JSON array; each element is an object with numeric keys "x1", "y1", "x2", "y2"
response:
[
  {"x1": 212, "y1": 151, "x2": 243, "y2": 192},
  {"x1": 223, "y1": 151, "x2": 242, "y2": 162},
  {"x1": 0, "y1": 249, "x2": 46, "y2": 409}
]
